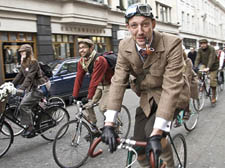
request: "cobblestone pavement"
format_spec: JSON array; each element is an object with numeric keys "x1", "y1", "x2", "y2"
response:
[{"x1": 1, "y1": 89, "x2": 225, "y2": 168}]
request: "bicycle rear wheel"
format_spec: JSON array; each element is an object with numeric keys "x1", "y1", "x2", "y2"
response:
[
  {"x1": 184, "y1": 100, "x2": 199, "y2": 132},
  {"x1": 48, "y1": 96, "x2": 66, "y2": 108},
  {"x1": 0, "y1": 121, "x2": 14, "y2": 158},
  {"x1": 40, "y1": 106, "x2": 70, "y2": 141},
  {"x1": 3, "y1": 106, "x2": 24, "y2": 136},
  {"x1": 115, "y1": 105, "x2": 131, "y2": 138},
  {"x1": 171, "y1": 133, "x2": 187, "y2": 168},
  {"x1": 53, "y1": 120, "x2": 93, "y2": 168}
]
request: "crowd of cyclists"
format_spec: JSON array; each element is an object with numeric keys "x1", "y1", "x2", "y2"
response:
[{"x1": 1, "y1": 2, "x2": 225, "y2": 168}]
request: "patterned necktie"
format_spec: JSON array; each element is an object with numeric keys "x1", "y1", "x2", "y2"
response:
[{"x1": 139, "y1": 49, "x2": 148, "y2": 60}]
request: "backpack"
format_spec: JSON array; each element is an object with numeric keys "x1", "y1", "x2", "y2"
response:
[
  {"x1": 87, "y1": 52, "x2": 117, "y2": 74},
  {"x1": 103, "y1": 51, "x2": 117, "y2": 71},
  {"x1": 39, "y1": 62, "x2": 53, "y2": 78}
]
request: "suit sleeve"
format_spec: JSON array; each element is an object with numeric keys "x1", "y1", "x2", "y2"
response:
[
  {"x1": 72, "y1": 61, "x2": 86, "y2": 98},
  {"x1": 87, "y1": 56, "x2": 108, "y2": 99},
  {"x1": 207, "y1": 48, "x2": 216, "y2": 70},
  {"x1": 156, "y1": 39, "x2": 184, "y2": 122},
  {"x1": 107, "y1": 41, "x2": 131, "y2": 111}
]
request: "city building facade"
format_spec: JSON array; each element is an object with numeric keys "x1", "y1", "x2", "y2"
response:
[{"x1": 0, "y1": 0, "x2": 224, "y2": 83}]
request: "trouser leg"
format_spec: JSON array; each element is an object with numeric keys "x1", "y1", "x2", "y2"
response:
[
  {"x1": 19, "y1": 90, "x2": 43, "y2": 126},
  {"x1": 133, "y1": 103, "x2": 174, "y2": 168},
  {"x1": 86, "y1": 87, "x2": 102, "y2": 124},
  {"x1": 98, "y1": 85, "x2": 110, "y2": 115}
]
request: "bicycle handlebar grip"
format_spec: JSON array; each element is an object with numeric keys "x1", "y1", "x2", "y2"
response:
[{"x1": 88, "y1": 137, "x2": 103, "y2": 158}]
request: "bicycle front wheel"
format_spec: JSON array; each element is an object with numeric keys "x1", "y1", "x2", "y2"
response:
[
  {"x1": 171, "y1": 133, "x2": 187, "y2": 168},
  {"x1": 3, "y1": 106, "x2": 24, "y2": 136},
  {"x1": 193, "y1": 88, "x2": 205, "y2": 111},
  {"x1": 0, "y1": 121, "x2": 14, "y2": 158},
  {"x1": 53, "y1": 120, "x2": 93, "y2": 168},
  {"x1": 115, "y1": 105, "x2": 131, "y2": 138},
  {"x1": 41, "y1": 106, "x2": 70, "y2": 141},
  {"x1": 184, "y1": 100, "x2": 199, "y2": 132}
]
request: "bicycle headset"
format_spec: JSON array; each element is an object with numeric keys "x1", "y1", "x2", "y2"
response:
[{"x1": 125, "y1": 3, "x2": 154, "y2": 23}]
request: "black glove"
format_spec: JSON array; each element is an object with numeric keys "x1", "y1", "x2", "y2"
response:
[
  {"x1": 81, "y1": 97, "x2": 89, "y2": 105},
  {"x1": 146, "y1": 135, "x2": 162, "y2": 168},
  {"x1": 101, "y1": 126, "x2": 118, "y2": 153}
]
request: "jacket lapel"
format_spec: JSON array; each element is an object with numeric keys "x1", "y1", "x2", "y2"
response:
[
  {"x1": 143, "y1": 31, "x2": 165, "y2": 69},
  {"x1": 125, "y1": 38, "x2": 143, "y2": 68}
]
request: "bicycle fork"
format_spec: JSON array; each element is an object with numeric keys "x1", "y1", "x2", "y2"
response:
[
  {"x1": 168, "y1": 134, "x2": 183, "y2": 168},
  {"x1": 71, "y1": 119, "x2": 82, "y2": 146}
]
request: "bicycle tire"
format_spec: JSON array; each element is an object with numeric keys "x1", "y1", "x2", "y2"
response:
[
  {"x1": 184, "y1": 100, "x2": 199, "y2": 132},
  {"x1": 40, "y1": 106, "x2": 70, "y2": 141},
  {"x1": 171, "y1": 133, "x2": 187, "y2": 168},
  {"x1": 116, "y1": 105, "x2": 131, "y2": 138},
  {"x1": 48, "y1": 96, "x2": 66, "y2": 108},
  {"x1": 193, "y1": 88, "x2": 205, "y2": 111},
  {"x1": 0, "y1": 121, "x2": 14, "y2": 158},
  {"x1": 3, "y1": 106, "x2": 24, "y2": 136},
  {"x1": 53, "y1": 120, "x2": 93, "y2": 168}
]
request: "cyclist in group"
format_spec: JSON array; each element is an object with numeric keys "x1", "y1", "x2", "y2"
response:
[
  {"x1": 215, "y1": 46, "x2": 225, "y2": 84},
  {"x1": 72, "y1": 39, "x2": 114, "y2": 132},
  {"x1": 12, "y1": 44, "x2": 51, "y2": 138},
  {"x1": 194, "y1": 39, "x2": 219, "y2": 104},
  {"x1": 101, "y1": 3, "x2": 189, "y2": 168}
]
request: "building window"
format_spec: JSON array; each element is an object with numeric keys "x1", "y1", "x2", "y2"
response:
[
  {"x1": 156, "y1": 2, "x2": 171, "y2": 23},
  {"x1": 0, "y1": 32, "x2": 36, "y2": 80},
  {"x1": 52, "y1": 34, "x2": 75, "y2": 60},
  {"x1": 89, "y1": 0, "x2": 104, "y2": 3},
  {"x1": 183, "y1": 38, "x2": 197, "y2": 49},
  {"x1": 128, "y1": 0, "x2": 140, "y2": 6}
]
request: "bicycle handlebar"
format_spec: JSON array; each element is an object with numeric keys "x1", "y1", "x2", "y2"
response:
[{"x1": 88, "y1": 137, "x2": 157, "y2": 168}]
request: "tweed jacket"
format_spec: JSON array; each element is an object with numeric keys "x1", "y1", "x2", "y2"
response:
[
  {"x1": 107, "y1": 31, "x2": 185, "y2": 121},
  {"x1": 12, "y1": 60, "x2": 47, "y2": 91},
  {"x1": 195, "y1": 45, "x2": 219, "y2": 71}
]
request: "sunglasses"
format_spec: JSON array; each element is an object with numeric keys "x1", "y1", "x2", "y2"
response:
[{"x1": 125, "y1": 4, "x2": 153, "y2": 19}]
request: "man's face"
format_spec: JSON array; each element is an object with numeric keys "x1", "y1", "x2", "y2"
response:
[
  {"x1": 200, "y1": 42, "x2": 208, "y2": 49},
  {"x1": 127, "y1": 16, "x2": 155, "y2": 48},
  {"x1": 78, "y1": 43, "x2": 92, "y2": 58}
]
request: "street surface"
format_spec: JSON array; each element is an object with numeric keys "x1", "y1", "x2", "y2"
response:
[{"x1": 1, "y1": 89, "x2": 225, "y2": 168}]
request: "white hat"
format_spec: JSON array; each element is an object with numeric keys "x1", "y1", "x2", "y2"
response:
[{"x1": 214, "y1": 46, "x2": 220, "y2": 50}]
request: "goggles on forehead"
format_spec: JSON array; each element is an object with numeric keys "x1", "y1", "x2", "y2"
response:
[{"x1": 125, "y1": 3, "x2": 154, "y2": 21}]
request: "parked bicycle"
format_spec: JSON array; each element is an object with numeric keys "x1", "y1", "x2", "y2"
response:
[
  {"x1": 0, "y1": 94, "x2": 70, "y2": 158},
  {"x1": 193, "y1": 69, "x2": 219, "y2": 111},
  {"x1": 89, "y1": 133, "x2": 187, "y2": 168},
  {"x1": 52, "y1": 100, "x2": 131, "y2": 168},
  {"x1": 173, "y1": 99, "x2": 199, "y2": 132}
]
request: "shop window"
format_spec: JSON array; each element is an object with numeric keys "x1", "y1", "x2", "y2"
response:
[
  {"x1": 26, "y1": 33, "x2": 33, "y2": 41},
  {"x1": 10, "y1": 33, "x2": 17, "y2": 41},
  {"x1": 0, "y1": 32, "x2": 8, "y2": 41},
  {"x1": 2, "y1": 42, "x2": 34, "y2": 79},
  {"x1": 52, "y1": 34, "x2": 75, "y2": 59}
]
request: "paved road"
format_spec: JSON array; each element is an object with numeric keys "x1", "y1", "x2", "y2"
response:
[{"x1": 1, "y1": 89, "x2": 225, "y2": 168}]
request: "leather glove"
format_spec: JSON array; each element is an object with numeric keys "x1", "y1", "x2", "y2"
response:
[
  {"x1": 101, "y1": 126, "x2": 118, "y2": 153},
  {"x1": 146, "y1": 135, "x2": 162, "y2": 168}
]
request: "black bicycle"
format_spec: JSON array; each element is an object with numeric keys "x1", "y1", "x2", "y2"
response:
[
  {"x1": 52, "y1": 100, "x2": 131, "y2": 168},
  {"x1": 0, "y1": 95, "x2": 70, "y2": 158}
]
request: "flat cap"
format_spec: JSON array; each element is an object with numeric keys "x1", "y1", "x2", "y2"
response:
[
  {"x1": 78, "y1": 39, "x2": 94, "y2": 47},
  {"x1": 18, "y1": 44, "x2": 33, "y2": 52},
  {"x1": 199, "y1": 39, "x2": 208, "y2": 43}
]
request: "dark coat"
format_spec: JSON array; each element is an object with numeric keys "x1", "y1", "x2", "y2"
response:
[
  {"x1": 12, "y1": 60, "x2": 47, "y2": 91},
  {"x1": 195, "y1": 45, "x2": 219, "y2": 71},
  {"x1": 188, "y1": 51, "x2": 197, "y2": 65}
]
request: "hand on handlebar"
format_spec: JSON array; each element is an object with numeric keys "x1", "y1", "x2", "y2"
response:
[
  {"x1": 101, "y1": 125, "x2": 118, "y2": 153},
  {"x1": 146, "y1": 135, "x2": 162, "y2": 168}
]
